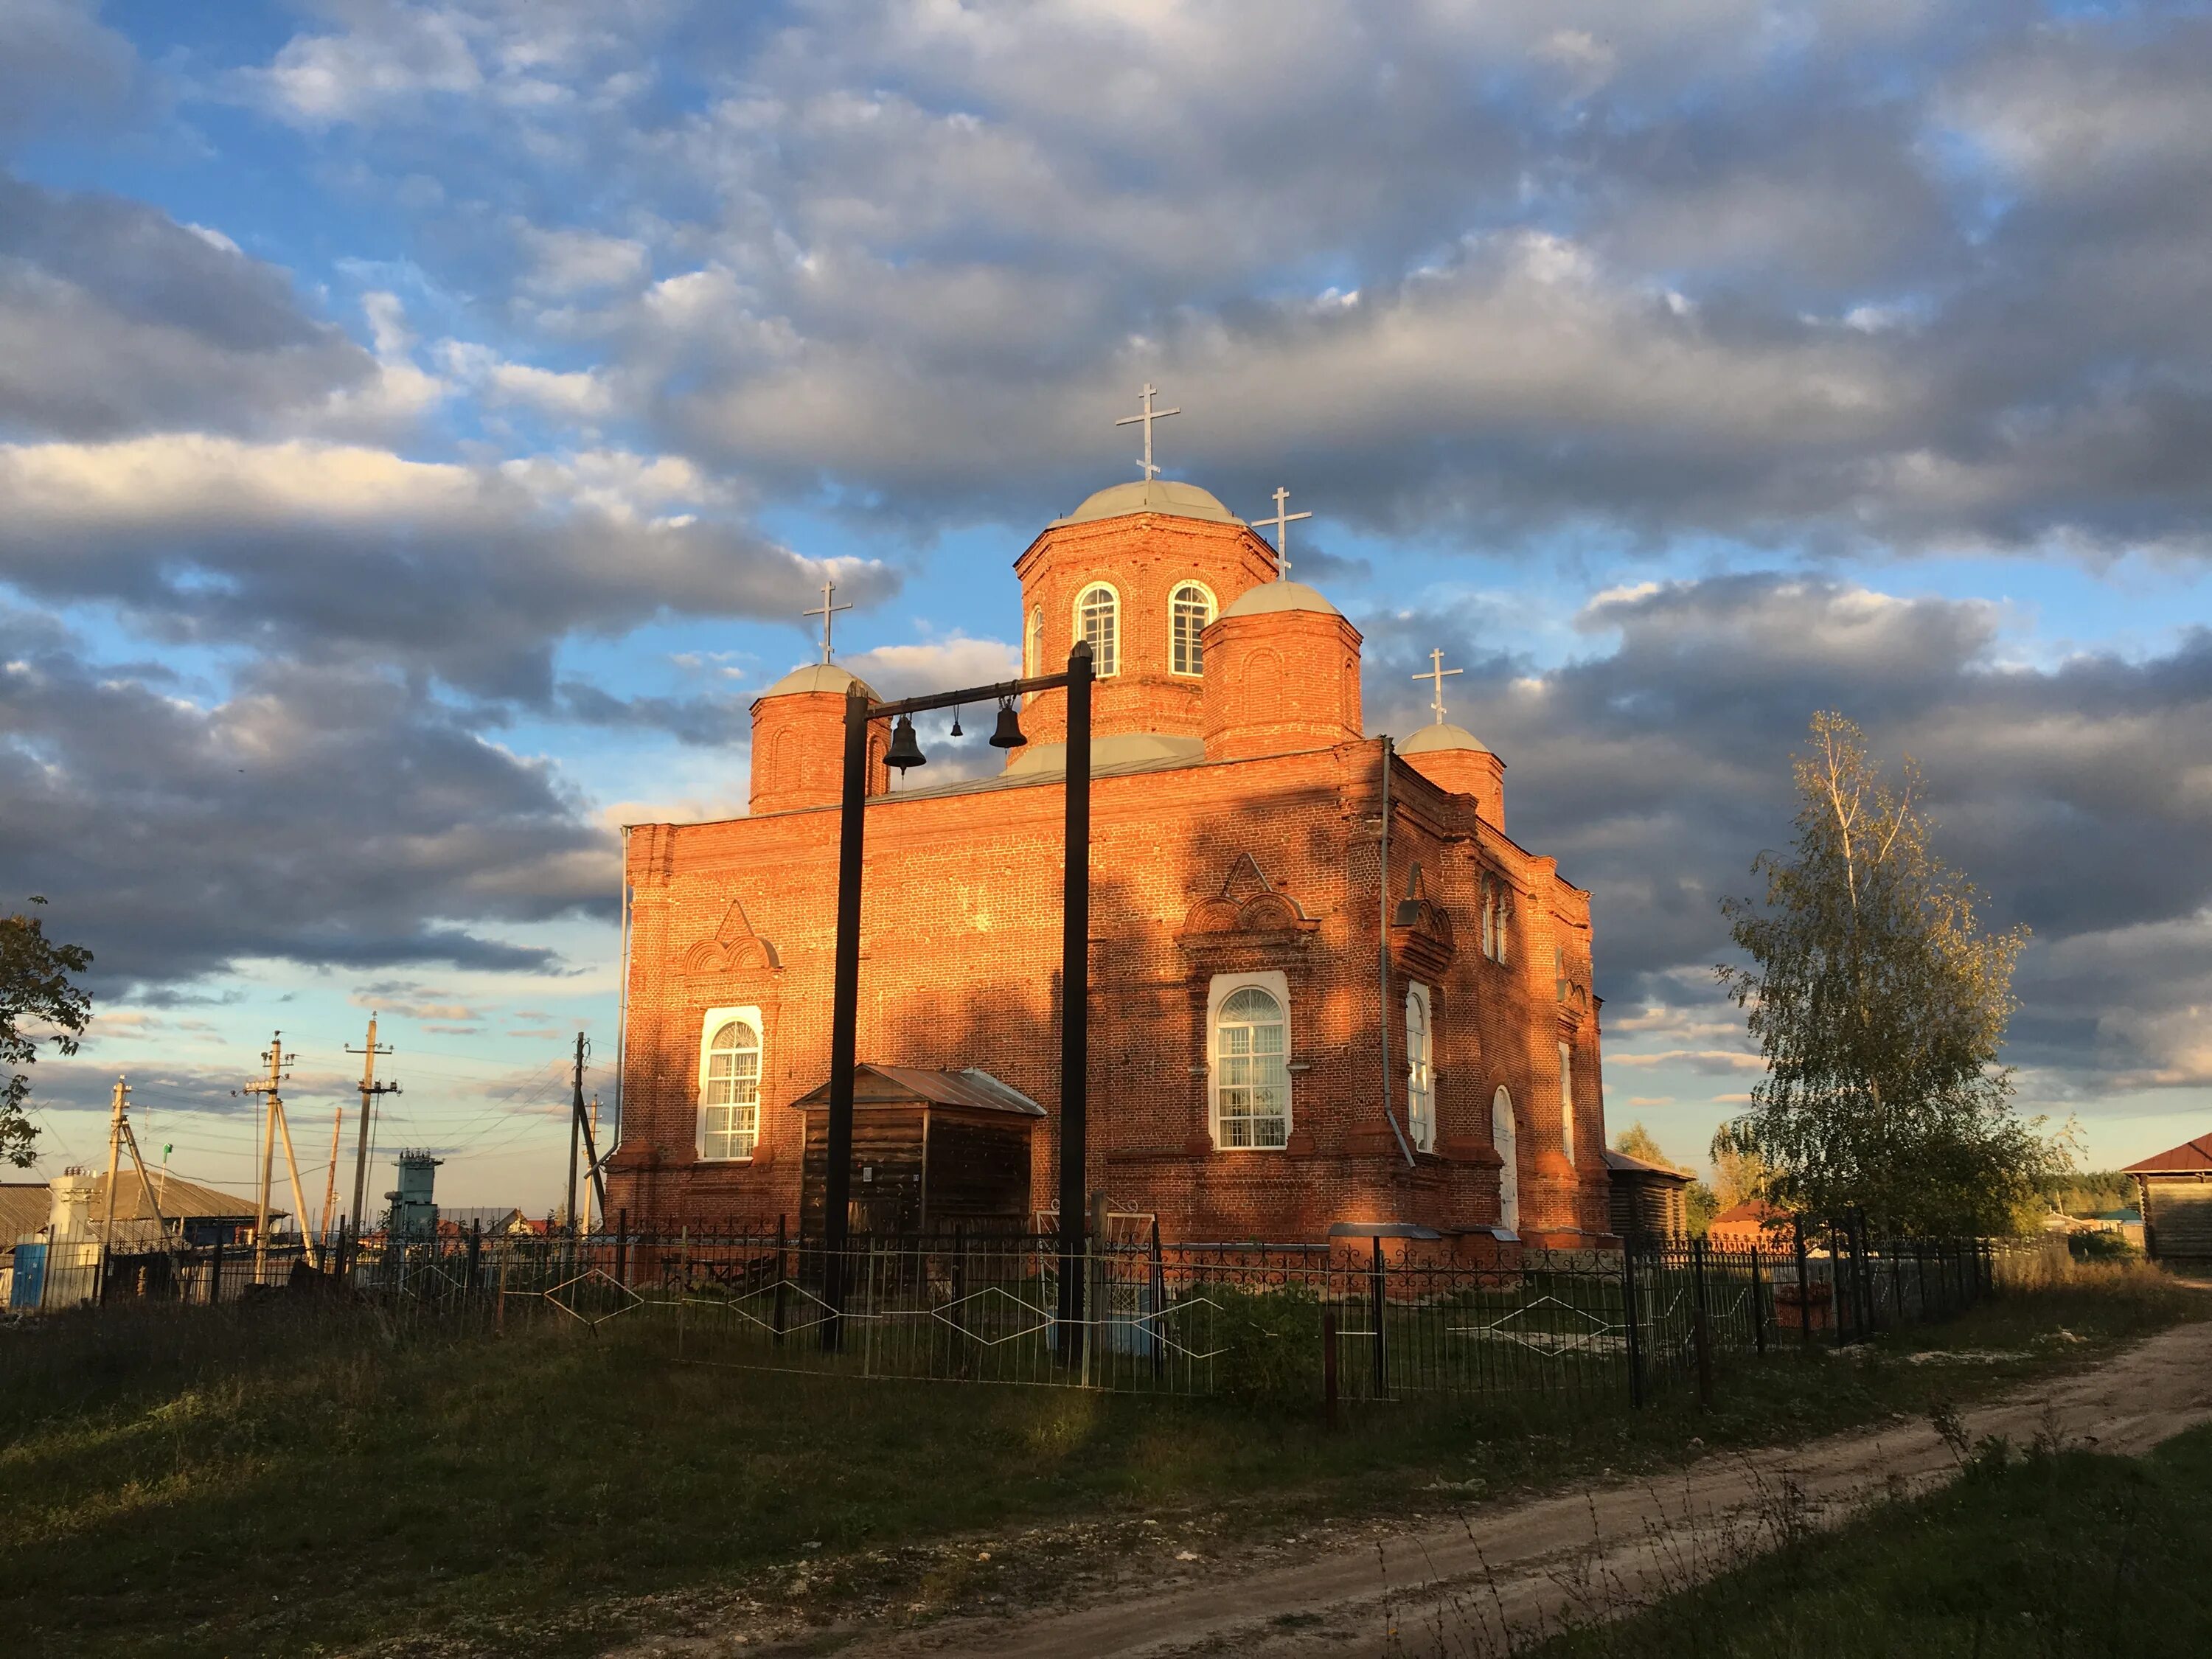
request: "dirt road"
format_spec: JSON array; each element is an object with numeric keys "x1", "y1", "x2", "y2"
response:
[{"x1": 830, "y1": 1321, "x2": 2212, "y2": 1658}]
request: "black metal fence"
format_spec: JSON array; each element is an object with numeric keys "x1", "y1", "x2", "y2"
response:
[{"x1": 27, "y1": 1218, "x2": 2010, "y2": 1412}]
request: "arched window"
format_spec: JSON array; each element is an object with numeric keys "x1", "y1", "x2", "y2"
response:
[
  {"x1": 1481, "y1": 876, "x2": 1496, "y2": 959},
  {"x1": 1026, "y1": 605, "x2": 1043, "y2": 675},
  {"x1": 1493, "y1": 1087, "x2": 1519, "y2": 1232},
  {"x1": 1405, "y1": 983, "x2": 1435, "y2": 1152},
  {"x1": 1169, "y1": 582, "x2": 1214, "y2": 676},
  {"x1": 1075, "y1": 582, "x2": 1120, "y2": 677},
  {"x1": 1559, "y1": 1039, "x2": 1576, "y2": 1164},
  {"x1": 698, "y1": 1011, "x2": 762, "y2": 1161},
  {"x1": 1212, "y1": 981, "x2": 1290, "y2": 1148}
]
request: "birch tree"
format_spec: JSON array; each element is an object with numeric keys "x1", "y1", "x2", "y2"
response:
[{"x1": 1714, "y1": 714, "x2": 2067, "y2": 1234}]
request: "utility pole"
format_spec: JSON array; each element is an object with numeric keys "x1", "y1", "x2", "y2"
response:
[
  {"x1": 96, "y1": 1075, "x2": 177, "y2": 1301},
  {"x1": 346, "y1": 1015, "x2": 400, "y2": 1235},
  {"x1": 319, "y1": 1102, "x2": 344, "y2": 1255},
  {"x1": 243, "y1": 1033, "x2": 320, "y2": 1277},
  {"x1": 567, "y1": 1032, "x2": 608, "y2": 1235}
]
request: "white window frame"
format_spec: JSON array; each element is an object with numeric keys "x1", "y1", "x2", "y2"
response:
[
  {"x1": 1559, "y1": 1039, "x2": 1576, "y2": 1165},
  {"x1": 1167, "y1": 580, "x2": 1216, "y2": 678},
  {"x1": 1074, "y1": 580, "x2": 1121, "y2": 678},
  {"x1": 1026, "y1": 604, "x2": 1043, "y2": 675},
  {"x1": 1405, "y1": 982, "x2": 1435, "y2": 1152},
  {"x1": 1206, "y1": 970, "x2": 1292, "y2": 1151},
  {"x1": 1493, "y1": 1086, "x2": 1519, "y2": 1233},
  {"x1": 696, "y1": 1006, "x2": 765, "y2": 1162}
]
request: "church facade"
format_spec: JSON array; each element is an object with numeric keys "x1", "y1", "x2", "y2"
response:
[{"x1": 606, "y1": 477, "x2": 1611, "y2": 1245}]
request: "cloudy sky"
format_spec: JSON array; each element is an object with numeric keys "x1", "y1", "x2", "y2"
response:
[{"x1": 6, "y1": 0, "x2": 2210, "y2": 1213}]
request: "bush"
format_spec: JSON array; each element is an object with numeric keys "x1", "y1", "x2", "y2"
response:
[{"x1": 1207, "y1": 1282, "x2": 1325, "y2": 1405}]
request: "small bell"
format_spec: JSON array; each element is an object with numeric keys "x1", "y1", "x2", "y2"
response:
[
  {"x1": 988, "y1": 698, "x2": 1027, "y2": 750},
  {"x1": 885, "y1": 714, "x2": 927, "y2": 771},
  {"x1": 950, "y1": 706, "x2": 964, "y2": 738}
]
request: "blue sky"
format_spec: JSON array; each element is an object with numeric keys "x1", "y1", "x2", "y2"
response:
[{"x1": 6, "y1": 1, "x2": 2212, "y2": 1214}]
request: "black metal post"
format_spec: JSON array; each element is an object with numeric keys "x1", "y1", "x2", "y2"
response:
[
  {"x1": 1369, "y1": 1236, "x2": 1388, "y2": 1397},
  {"x1": 1149, "y1": 1214, "x2": 1165, "y2": 1381},
  {"x1": 1748, "y1": 1245, "x2": 1767, "y2": 1355},
  {"x1": 773, "y1": 1212, "x2": 788, "y2": 1347},
  {"x1": 1691, "y1": 1236, "x2": 1714, "y2": 1408},
  {"x1": 209, "y1": 1236, "x2": 224, "y2": 1306},
  {"x1": 1621, "y1": 1239, "x2": 1646, "y2": 1409},
  {"x1": 466, "y1": 1220, "x2": 481, "y2": 1293},
  {"x1": 1792, "y1": 1214, "x2": 1809, "y2": 1347},
  {"x1": 1322, "y1": 1306, "x2": 1340, "y2": 1427},
  {"x1": 1056, "y1": 641, "x2": 1093, "y2": 1366},
  {"x1": 822, "y1": 682, "x2": 872, "y2": 1350},
  {"x1": 616, "y1": 1206, "x2": 627, "y2": 1288}
]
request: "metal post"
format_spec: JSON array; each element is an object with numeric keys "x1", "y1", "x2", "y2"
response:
[
  {"x1": 823, "y1": 684, "x2": 872, "y2": 1349},
  {"x1": 209, "y1": 1236, "x2": 224, "y2": 1306},
  {"x1": 1149, "y1": 1215, "x2": 1165, "y2": 1382},
  {"x1": 1368, "y1": 1236, "x2": 1387, "y2": 1397},
  {"x1": 1748, "y1": 1245, "x2": 1767, "y2": 1355},
  {"x1": 678, "y1": 1225, "x2": 689, "y2": 1360},
  {"x1": 1621, "y1": 1239, "x2": 1645, "y2": 1409},
  {"x1": 616, "y1": 1206, "x2": 628, "y2": 1288},
  {"x1": 773, "y1": 1212, "x2": 788, "y2": 1347},
  {"x1": 466, "y1": 1222, "x2": 481, "y2": 1293},
  {"x1": 1793, "y1": 1213, "x2": 1810, "y2": 1347},
  {"x1": 1057, "y1": 641, "x2": 1094, "y2": 1366},
  {"x1": 1831, "y1": 1220, "x2": 1846, "y2": 1351},
  {"x1": 1322, "y1": 1306, "x2": 1340, "y2": 1427},
  {"x1": 1691, "y1": 1236, "x2": 1714, "y2": 1409}
]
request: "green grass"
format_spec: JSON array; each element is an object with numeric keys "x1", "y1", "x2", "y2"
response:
[
  {"x1": 0, "y1": 1267, "x2": 2197, "y2": 1659},
  {"x1": 1529, "y1": 1421, "x2": 2212, "y2": 1658}
]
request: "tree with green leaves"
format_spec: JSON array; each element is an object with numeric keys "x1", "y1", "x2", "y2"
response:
[
  {"x1": 1714, "y1": 714, "x2": 2070, "y2": 1235},
  {"x1": 1, "y1": 898, "x2": 93, "y2": 1168}
]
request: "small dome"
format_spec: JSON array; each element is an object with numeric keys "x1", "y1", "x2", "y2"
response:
[
  {"x1": 1219, "y1": 580, "x2": 1340, "y2": 619},
  {"x1": 1054, "y1": 479, "x2": 1241, "y2": 527},
  {"x1": 1399, "y1": 722, "x2": 1492, "y2": 756},
  {"x1": 762, "y1": 662, "x2": 877, "y2": 698}
]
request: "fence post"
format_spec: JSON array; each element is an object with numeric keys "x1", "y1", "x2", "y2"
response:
[
  {"x1": 1748, "y1": 1246, "x2": 1767, "y2": 1355},
  {"x1": 1691, "y1": 1237, "x2": 1714, "y2": 1409},
  {"x1": 1621, "y1": 1239, "x2": 1646, "y2": 1408},
  {"x1": 209, "y1": 1237, "x2": 224, "y2": 1306},
  {"x1": 773, "y1": 1213, "x2": 789, "y2": 1347},
  {"x1": 1792, "y1": 1214, "x2": 1810, "y2": 1349},
  {"x1": 616, "y1": 1207, "x2": 628, "y2": 1288},
  {"x1": 1149, "y1": 1216, "x2": 1165, "y2": 1382},
  {"x1": 1322, "y1": 1306, "x2": 1340, "y2": 1428},
  {"x1": 466, "y1": 1221, "x2": 481, "y2": 1293},
  {"x1": 1369, "y1": 1237, "x2": 1388, "y2": 1398}
]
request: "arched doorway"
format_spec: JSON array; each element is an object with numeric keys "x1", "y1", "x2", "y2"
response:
[{"x1": 1493, "y1": 1085, "x2": 1519, "y2": 1233}]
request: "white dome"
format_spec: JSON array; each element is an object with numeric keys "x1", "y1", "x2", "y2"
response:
[
  {"x1": 1399, "y1": 722, "x2": 1492, "y2": 756},
  {"x1": 1053, "y1": 479, "x2": 1241, "y2": 527},
  {"x1": 761, "y1": 662, "x2": 877, "y2": 698},
  {"x1": 1219, "y1": 580, "x2": 1340, "y2": 619}
]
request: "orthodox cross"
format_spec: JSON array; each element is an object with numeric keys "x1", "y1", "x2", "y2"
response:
[
  {"x1": 802, "y1": 579, "x2": 852, "y2": 664},
  {"x1": 1114, "y1": 383, "x2": 1180, "y2": 480},
  {"x1": 1251, "y1": 486, "x2": 1312, "y2": 581},
  {"x1": 1413, "y1": 647, "x2": 1462, "y2": 725}
]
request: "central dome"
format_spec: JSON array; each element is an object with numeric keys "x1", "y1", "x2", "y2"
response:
[{"x1": 1053, "y1": 479, "x2": 1241, "y2": 527}]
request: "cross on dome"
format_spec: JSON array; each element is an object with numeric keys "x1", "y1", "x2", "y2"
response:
[
  {"x1": 1251, "y1": 486, "x2": 1312, "y2": 581},
  {"x1": 1114, "y1": 383, "x2": 1180, "y2": 480},
  {"x1": 802, "y1": 578, "x2": 852, "y2": 664},
  {"x1": 1413, "y1": 647, "x2": 1463, "y2": 725}
]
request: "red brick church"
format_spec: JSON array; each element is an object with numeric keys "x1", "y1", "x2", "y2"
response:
[{"x1": 607, "y1": 473, "x2": 1610, "y2": 1245}]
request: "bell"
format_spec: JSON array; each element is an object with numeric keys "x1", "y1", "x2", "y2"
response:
[
  {"x1": 950, "y1": 706, "x2": 964, "y2": 738},
  {"x1": 885, "y1": 714, "x2": 927, "y2": 771},
  {"x1": 988, "y1": 698, "x2": 1027, "y2": 750}
]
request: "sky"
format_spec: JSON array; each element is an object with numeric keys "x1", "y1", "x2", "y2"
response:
[{"x1": 4, "y1": 0, "x2": 2211, "y2": 1217}]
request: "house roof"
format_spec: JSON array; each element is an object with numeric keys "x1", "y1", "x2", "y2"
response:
[
  {"x1": 1710, "y1": 1199, "x2": 1790, "y2": 1226},
  {"x1": 791, "y1": 1065, "x2": 1046, "y2": 1116},
  {"x1": 1601, "y1": 1148, "x2": 1694, "y2": 1185},
  {"x1": 91, "y1": 1170, "x2": 271, "y2": 1223},
  {"x1": 1, "y1": 1183, "x2": 47, "y2": 1243},
  {"x1": 2122, "y1": 1134, "x2": 2212, "y2": 1174}
]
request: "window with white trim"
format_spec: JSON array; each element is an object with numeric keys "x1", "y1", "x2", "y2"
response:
[
  {"x1": 698, "y1": 1009, "x2": 763, "y2": 1161},
  {"x1": 1480, "y1": 875, "x2": 1512, "y2": 965},
  {"x1": 1076, "y1": 582, "x2": 1120, "y2": 677},
  {"x1": 1405, "y1": 983, "x2": 1435, "y2": 1152},
  {"x1": 1169, "y1": 582, "x2": 1214, "y2": 676},
  {"x1": 1493, "y1": 1086, "x2": 1519, "y2": 1232},
  {"x1": 1559, "y1": 1039, "x2": 1576, "y2": 1164},
  {"x1": 1026, "y1": 605, "x2": 1043, "y2": 675},
  {"x1": 1210, "y1": 974, "x2": 1290, "y2": 1149}
]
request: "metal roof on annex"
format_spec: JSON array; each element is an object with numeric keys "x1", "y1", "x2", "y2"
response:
[{"x1": 790, "y1": 1065, "x2": 1046, "y2": 1116}]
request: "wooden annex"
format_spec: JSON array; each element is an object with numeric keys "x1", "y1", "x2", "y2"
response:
[
  {"x1": 792, "y1": 1066, "x2": 1040, "y2": 1234},
  {"x1": 2124, "y1": 1134, "x2": 2212, "y2": 1269}
]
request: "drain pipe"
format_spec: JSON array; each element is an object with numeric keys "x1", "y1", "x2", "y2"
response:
[{"x1": 1378, "y1": 737, "x2": 1415, "y2": 1168}]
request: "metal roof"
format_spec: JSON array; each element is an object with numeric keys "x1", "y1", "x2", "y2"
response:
[
  {"x1": 1601, "y1": 1147, "x2": 1694, "y2": 1183},
  {"x1": 2122, "y1": 1134, "x2": 2212, "y2": 1174},
  {"x1": 790, "y1": 1065, "x2": 1046, "y2": 1116}
]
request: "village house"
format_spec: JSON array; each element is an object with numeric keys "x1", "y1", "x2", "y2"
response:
[
  {"x1": 2124, "y1": 1134, "x2": 2212, "y2": 1270},
  {"x1": 606, "y1": 473, "x2": 1611, "y2": 1245}
]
